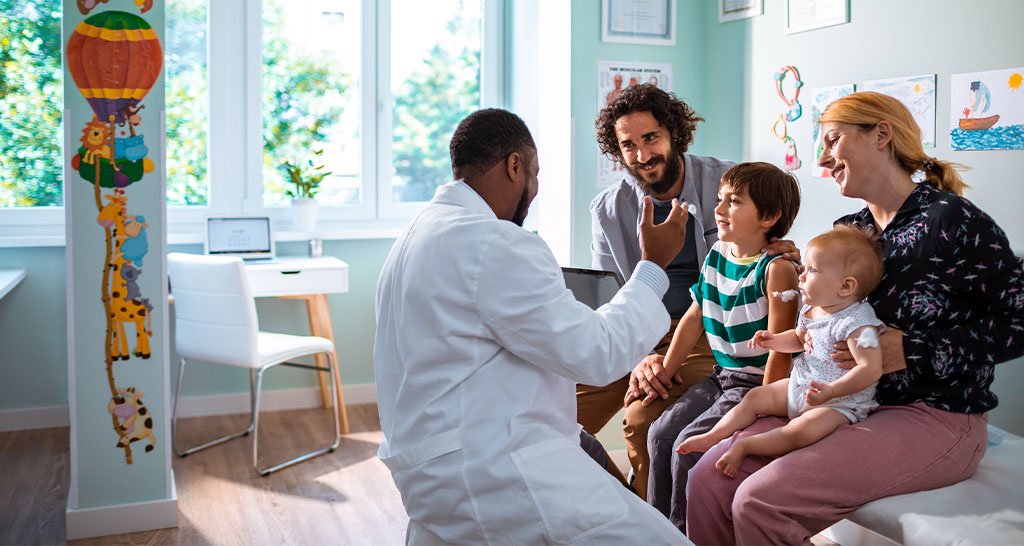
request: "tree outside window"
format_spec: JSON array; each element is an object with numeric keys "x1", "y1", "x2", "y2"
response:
[
  {"x1": 390, "y1": 1, "x2": 481, "y2": 204},
  {"x1": 165, "y1": 0, "x2": 209, "y2": 206},
  {"x1": 0, "y1": 0, "x2": 62, "y2": 207}
]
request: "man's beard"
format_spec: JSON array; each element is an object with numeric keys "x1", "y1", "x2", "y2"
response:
[
  {"x1": 625, "y1": 150, "x2": 682, "y2": 196},
  {"x1": 512, "y1": 185, "x2": 531, "y2": 227}
]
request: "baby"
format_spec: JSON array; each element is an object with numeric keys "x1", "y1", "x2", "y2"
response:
[{"x1": 678, "y1": 225, "x2": 885, "y2": 477}]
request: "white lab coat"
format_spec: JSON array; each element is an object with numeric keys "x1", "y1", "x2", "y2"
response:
[{"x1": 374, "y1": 181, "x2": 690, "y2": 545}]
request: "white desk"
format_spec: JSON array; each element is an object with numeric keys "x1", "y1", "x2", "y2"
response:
[
  {"x1": 245, "y1": 256, "x2": 348, "y2": 297},
  {"x1": 171, "y1": 256, "x2": 352, "y2": 433},
  {"x1": 250, "y1": 257, "x2": 351, "y2": 433},
  {"x1": 0, "y1": 268, "x2": 26, "y2": 300}
]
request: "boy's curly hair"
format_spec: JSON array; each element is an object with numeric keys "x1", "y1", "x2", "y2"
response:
[{"x1": 595, "y1": 84, "x2": 704, "y2": 163}]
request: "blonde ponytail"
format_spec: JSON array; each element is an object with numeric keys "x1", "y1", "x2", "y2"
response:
[{"x1": 918, "y1": 156, "x2": 969, "y2": 196}]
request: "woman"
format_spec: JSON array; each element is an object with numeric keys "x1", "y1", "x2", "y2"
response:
[{"x1": 685, "y1": 91, "x2": 1024, "y2": 545}]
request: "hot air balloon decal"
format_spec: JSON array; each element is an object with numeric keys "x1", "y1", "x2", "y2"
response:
[{"x1": 67, "y1": 11, "x2": 162, "y2": 188}]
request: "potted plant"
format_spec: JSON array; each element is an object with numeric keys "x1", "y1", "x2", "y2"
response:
[{"x1": 281, "y1": 147, "x2": 331, "y2": 233}]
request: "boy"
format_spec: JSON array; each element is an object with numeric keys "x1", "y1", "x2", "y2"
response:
[
  {"x1": 679, "y1": 225, "x2": 885, "y2": 477},
  {"x1": 640, "y1": 161, "x2": 801, "y2": 530}
]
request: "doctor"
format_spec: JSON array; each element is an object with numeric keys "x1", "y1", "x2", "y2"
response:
[{"x1": 374, "y1": 108, "x2": 692, "y2": 544}]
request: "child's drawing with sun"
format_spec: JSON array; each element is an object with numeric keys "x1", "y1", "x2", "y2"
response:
[
  {"x1": 1008, "y1": 72, "x2": 1023, "y2": 92},
  {"x1": 950, "y1": 66, "x2": 1024, "y2": 151}
]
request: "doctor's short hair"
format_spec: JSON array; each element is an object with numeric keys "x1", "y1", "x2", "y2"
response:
[
  {"x1": 808, "y1": 225, "x2": 884, "y2": 300},
  {"x1": 450, "y1": 108, "x2": 537, "y2": 181},
  {"x1": 720, "y1": 161, "x2": 801, "y2": 241}
]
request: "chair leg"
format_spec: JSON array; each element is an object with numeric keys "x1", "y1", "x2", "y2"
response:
[
  {"x1": 172, "y1": 356, "x2": 255, "y2": 457},
  {"x1": 254, "y1": 352, "x2": 342, "y2": 476}
]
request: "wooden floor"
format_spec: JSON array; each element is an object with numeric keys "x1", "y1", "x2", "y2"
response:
[
  {"x1": 1, "y1": 404, "x2": 839, "y2": 545},
  {"x1": 0, "y1": 404, "x2": 408, "y2": 545}
]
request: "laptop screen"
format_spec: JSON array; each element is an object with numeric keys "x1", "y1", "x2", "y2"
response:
[
  {"x1": 561, "y1": 267, "x2": 624, "y2": 310},
  {"x1": 205, "y1": 216, "x2": 274, "y2": 259}
]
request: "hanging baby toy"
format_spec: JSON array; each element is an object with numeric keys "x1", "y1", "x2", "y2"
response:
[
  {"x1": 775, "y1": 65, "x2": 804, "y2": 122},
  {"x1": 771, "y1": 65, "x2": 804, "y2": 171}
]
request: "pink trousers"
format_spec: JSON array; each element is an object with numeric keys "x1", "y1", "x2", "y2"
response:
[{"x1": 685, "y1": 402, "x2": 988, "y2": 545}]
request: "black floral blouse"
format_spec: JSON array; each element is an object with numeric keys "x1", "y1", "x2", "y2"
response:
[{"x1": 838, "y1": 183, "x2": 1024, "y2": 414}]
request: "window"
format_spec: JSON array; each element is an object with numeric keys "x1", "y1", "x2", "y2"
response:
[
  {"x1": 0, "y1": 0, "x2": 501, "y2": 240},
  {"x1": 384, "y1": 0, "x2": 482, "y2": 210},
  {"x1": 261, "y1": 0, "x2": 361, "y2": 208},
  {"x1": 261, "y1": 0, "x2": 499, "y2": 224},
  {"x1": 0, "y1": 0, "x2": 207, "y2": 210},
  {"x1": 165, "y1": 0, "x2": 209, "y2": 207},
  {"x1": 0, "y1": 0, "x2": 62, "y2": 208}
]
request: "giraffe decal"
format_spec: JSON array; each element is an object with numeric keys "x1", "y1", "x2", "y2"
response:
[{"x1": 97, "y1": 192, "x2": 152, "y2": 361}]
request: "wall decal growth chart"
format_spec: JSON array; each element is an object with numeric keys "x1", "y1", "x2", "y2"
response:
[{"x1": 66, "y1": 7, "x2": 162, "y2": 464}]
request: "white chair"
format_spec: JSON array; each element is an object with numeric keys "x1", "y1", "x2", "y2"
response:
[{"x1": 168, "y1": 252, "x2": 341, "y2": 475}]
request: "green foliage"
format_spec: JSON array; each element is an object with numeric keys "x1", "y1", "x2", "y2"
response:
[
  {"x1": 281, "y1": 147, "x2": 331, "y2": 199},
  {"x1": 391, "y1": 2, "x2": 480, "y2": 203},
  {"x1": 0, "y1": 0, "x2": 480, "y2": 210},
  {"x1": 0, "y1": 0, "x2": 63, "y2": 207},
  {"x1": 165, "y1": 0, "x2": 209, "y2": 206},
  {"x1": 0, "y1": 0, "x2": 211, "y2": 207},
  {"x1": 261, "y1": 0, "x2": 348, "y2": 205}
]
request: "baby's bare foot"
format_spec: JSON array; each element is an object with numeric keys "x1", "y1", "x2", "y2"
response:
[
  {"x1": 715, "y1": 446, "x2": 746, "y2": 479},
  {"x1": 677, "y1": 433, "x2": 719, "y2": 454}
]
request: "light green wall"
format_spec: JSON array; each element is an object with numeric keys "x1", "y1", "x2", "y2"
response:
[
  {"x1": 0, "y1": 240, "x2": 393, "y2": 411},
  {"x1": 569, "y1": 0, "x2": 711, "y2": 267},
  {"x1": 0, "y1": 247, "x2": 69, "y2": 409}
]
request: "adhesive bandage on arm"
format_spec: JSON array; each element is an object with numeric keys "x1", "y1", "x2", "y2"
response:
[
  {"x1": 772, "y1": 289, "x2": 799, "y2": 302},
  {"x1": 855, "y1": 328, "x2": 880, "y2": 348}
]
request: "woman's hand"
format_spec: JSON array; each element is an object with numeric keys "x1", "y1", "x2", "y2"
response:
[
  {"x1": 763, "y1": 237, "x2": 802, "y2": 270},
  {"x1": 832, "y1": 328, "x2": 906, "y2": 373},
  {"x1": 624, "y1": 354, "x2": 679, "y2": 407}
]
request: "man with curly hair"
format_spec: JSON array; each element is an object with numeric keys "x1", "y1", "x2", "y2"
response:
[{"x1": 581, "y1": 84, "x2": 735, "y2": 501}]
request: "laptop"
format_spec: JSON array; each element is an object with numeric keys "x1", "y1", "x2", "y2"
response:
[
  {"x1": 561, "y1": 267, "x2": 624, "y2": 310},
  {"x1": 204, "y1": 216, "x2": 277, "y2": 261}
]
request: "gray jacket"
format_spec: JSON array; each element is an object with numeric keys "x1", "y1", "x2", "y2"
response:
[{"x1": 590, "y1": 153, "x2": 735, "y2": 282}]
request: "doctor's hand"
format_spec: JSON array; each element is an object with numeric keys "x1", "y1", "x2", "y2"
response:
[
  {"x1": 625, "y1": 355, "x2": 680, "y2": 407},
  {"x1": 639, "y1": 196, "x2": 688, "y2": 269}
]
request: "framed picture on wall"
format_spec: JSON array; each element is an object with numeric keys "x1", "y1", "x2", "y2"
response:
[
  {"x1": 719, "y1": 0, "x2": 762, "y2": 23},
  {"x1": 601, "y1": 0, "x2": 676, "y2": 46},
  {"x1": 785, "y1": 0, "x2": 849, "y2": 34}
]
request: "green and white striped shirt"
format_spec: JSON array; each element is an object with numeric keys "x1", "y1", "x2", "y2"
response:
[{"x1": 690, "y1": 240, "x2": 782, "y2": 374}]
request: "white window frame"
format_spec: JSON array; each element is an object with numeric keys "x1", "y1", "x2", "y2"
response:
[{"x1": 0, "y1": 0, "x2": 503, "y2": 246}]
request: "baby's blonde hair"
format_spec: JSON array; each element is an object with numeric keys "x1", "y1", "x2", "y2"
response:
[{"x1": 807, "y1": 225, "x2": 884, "y2": 300}]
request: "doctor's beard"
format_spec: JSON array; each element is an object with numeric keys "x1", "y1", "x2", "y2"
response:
[
  {"x1": 512, "y1": 186, "x2": 531, "y2": 227},
  {"x1": 626, "y1": 150, "x2": 682, "y2": 197}
]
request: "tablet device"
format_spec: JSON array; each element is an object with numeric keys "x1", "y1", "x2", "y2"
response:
[{"x1": 561, "y1": 267, "x2": 624, "y2": 310}]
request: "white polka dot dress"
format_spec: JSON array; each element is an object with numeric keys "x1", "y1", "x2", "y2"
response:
[{"x1": 787, "y1": 300, "x2": 885, "y2": 422}]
